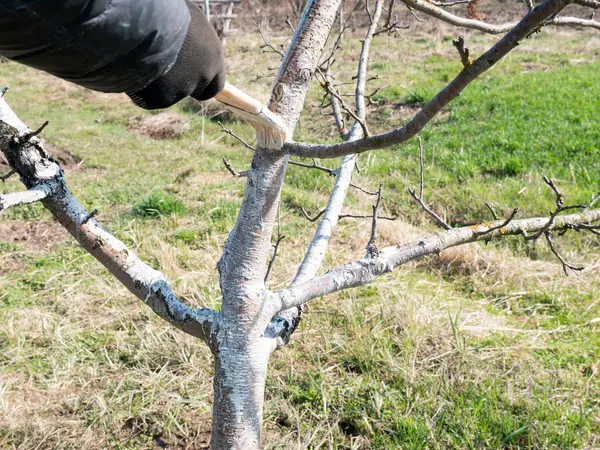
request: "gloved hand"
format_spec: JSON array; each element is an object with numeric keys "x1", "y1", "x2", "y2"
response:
[
  {"x1": 128, "y1": 0, "x2": 226, "y2": 110},
  {"x1": 0, "y1": 0, "x2": 225, "y2": 110}
]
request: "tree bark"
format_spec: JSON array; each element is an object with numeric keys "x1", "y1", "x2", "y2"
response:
[
  {"x1": 210, "y1": 0, "x2": 345, "y2": 447},
  {"x1": 210, "y1": 337, "x2": 271, "y2": 450}
]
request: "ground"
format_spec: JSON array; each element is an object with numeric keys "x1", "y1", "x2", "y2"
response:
[{"x1": 0, "y1": 9, "x2": 599, "y2": 450}]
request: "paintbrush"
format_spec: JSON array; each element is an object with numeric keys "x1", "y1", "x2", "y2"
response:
[{"x1": 215, "y1": 83, "x2": 288, "y2": 150}]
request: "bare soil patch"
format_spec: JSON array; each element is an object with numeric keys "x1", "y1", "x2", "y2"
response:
[
  {"x1": 1, "y1": 140, "x2": 82, "y2": 170},
  {"x1": 0, "y1": 219, "x2": 66, "y2": 252},
  {"x1": 0, "y1": 254, "x2": 26, "y2": 276},
  {"x1": 129, "y1": 112, "x2": 191, "y2": 140}
]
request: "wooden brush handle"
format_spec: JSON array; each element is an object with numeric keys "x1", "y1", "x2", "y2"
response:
[{"x1": 215, "y1": 82, "x2": 263, "y2": 115}]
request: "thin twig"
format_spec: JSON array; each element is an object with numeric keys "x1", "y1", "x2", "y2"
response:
[
  {"x1": 218, "y1": 121, "x2": 256, "y2": 152},
  {"x1": 408, "y1": 137, "x2": 452, "y2": 230},
  {"x1": 584, "y1": 191, "x2": 600, "y2": 212},
  {"x1": 300, "y1": 206, "x2": 396, "y2": 222},
  {"x1": 519, "y1": 177, "x2": 586, "y2": 241},
  {"x1": 316, "y1": 69, "x2": 370, "y2": 137},
  {"x1": 418, "y1": 136, "x2": 424, "y2": 198},
  {"x1": 0, "y1": 169, "x2": 15, "y2": 182},
  {"x1": 545, "y1": 231, "x2": 584, "y2": 276},
  {"x1": 366, "y1": 184, "x2": 383, "y2": 258},
  {"x1": 453, "y1": 36, "x2": 472, "y2": 68},
  {"x1": 325, "y1": 67, "x2": 347, "y2": 137},
  {"x1": 222, "y1": 157, "x2": 249, "y2": 178},
  {"x1": 257, "y1": 21, "x2": 286, "y2": 59},
  {"x1": 473, "y1": 208, "x2": 519, "y2": 236},
  {"x1": 285, "y1": 15, "x2": 296, "y2": 33},
  {"x1": 288, "y1": 158, "x2": 378, "y2": 195},
  {"x1": 350, "y1": 182, "x2": 379, "y2": 196},
  {"x1": 484, "y1": 202, "x2": 499, "y2": 220},
  {"x1": 19, "y1": 120, "x2": 49, "y2": 143},
  {"x1": 265, "y1": 205, "x2": 286, "y2": 282},
  {"x1": 430, "y1": 0, "x2": 471, "y2": 5}
]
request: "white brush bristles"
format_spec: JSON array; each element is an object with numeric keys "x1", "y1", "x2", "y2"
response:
[{"x1": 215, "y1": 83, "x2": 289, "y2": 150}]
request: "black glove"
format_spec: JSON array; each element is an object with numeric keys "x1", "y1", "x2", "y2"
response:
[{"x1": 127, "y1": 1, "x2": 226, "y2": 110}]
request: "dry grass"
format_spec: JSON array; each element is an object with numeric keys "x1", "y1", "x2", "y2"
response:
[{"x1": 129, "y1": 112, "x2": 191, "y2": 140}]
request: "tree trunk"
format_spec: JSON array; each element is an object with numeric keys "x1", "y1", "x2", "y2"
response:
[{"x1": 210, "y1": 337, "x2": 271, "y2": 450}]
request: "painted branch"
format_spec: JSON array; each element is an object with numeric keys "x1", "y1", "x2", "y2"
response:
[
  {"x1": 268, "y1": 0, "x2": 385, "y2": 346},
  {"x1": 552, "y1": 15, "x2": 600, "y2": 28},
  {"x1": 283, "y1": 0, "x2": 574, "y2": 159},
  {"x1": 0, "y1": 183, "x2": 53, "y2": 214},
  {"x1": 399, "y1": 0, "x2": 599, "y2": 34},
  {"x1": 275, "y1": 208, "x2": 600, "y2": 310},
  {"x1": 0, "y1": 96, "x2": 217, "y2": 345},
  {"x1": 356, "y1": 0, "x2": 385, "y2": 119},
  {"x1": 401, "y1": 0, "x2": 519, "y2": 34}
]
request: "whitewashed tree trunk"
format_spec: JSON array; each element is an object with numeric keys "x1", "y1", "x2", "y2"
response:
[{"x1": 209, "y1": 1, "x2": 344, "y2": 447}]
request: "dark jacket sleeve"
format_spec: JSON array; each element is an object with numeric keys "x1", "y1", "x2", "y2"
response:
[{"x1": 0, "y1": 0, "x2": 225, "y2": 108}]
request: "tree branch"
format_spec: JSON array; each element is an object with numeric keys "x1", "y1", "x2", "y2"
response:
[
  {"x1": 0, "y1": 183, "x2": 54, "y2": 214},
  {"x1": 0, "y1": 95, "x2": 217, "y2": 346},
  {"x1": 275, "y1": 207, "x2": 600, "y2": 311},
  {"x1": 408, "y1": 136, "x2": 452, "y2": 230},
  {"x1": 267, "y1": 0, "x2": 387, "y2": 346},
  {"x1": 283, "y1": 0, "x2": 578, "y2": 159},
  {"x1": 544, "y1": 231, "x2": 584, "y2": 275}
]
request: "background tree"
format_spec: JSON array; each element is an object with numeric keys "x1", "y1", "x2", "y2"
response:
[{"x1": 1, "y1": 0, "x2": 599, "y2": 448}]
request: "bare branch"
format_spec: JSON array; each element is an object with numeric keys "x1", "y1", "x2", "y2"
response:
[
  {"x1": 398, "y1": 0, "x2": 599, "y2": 33},
  {"x1": 545, "y1": 231, "x2": 584, "y2": 275},
  {"x1": 485, "y1": 202, "x2": 500, "y2": 220},
  {"x1": 300, "y1": 205, "x2": 327, "y2": 222},
  {"x1": 0, "y1": 95, "x2": 217, "y2": 345},
  {"x1": 340, "y1": 212, "x2": 396, "y2": 220},
  {"x1": 19, "y1": 120, "x2": 49, "y2": 143},
  {"x1": 385, "y1": 0, "x2": 396, "y2": 27},
  {"x1": 453, "y1": 36, "x2": 472, "y2": 68},
  {"x1": 284, "y1": 0, "x2": 581, "y2": 159},
  {"x1": 430, "y1": 0, "x2": 472, "y2": 6},
  {"x1": 550, "y1": 15, "x2": 600, "y2": 29},
  {"x1": 0, "y1": 183, "x2": 54, "y2": 214},
  {"x1": 325, "y1": 68, "x2": 347, "y2": 137},
  {"x1": 218, "y1": 121, "x2": 256, "y2": 152},
  {"x1": 373, "y1": 21, "x2": 410, "y2": 36},
  {"x1": 356, "y1": 0, "x2": 385, "y2": 120},
  {"x1": 408, "y1": 137, "x2": 452, "y2": 230},
  {"x1": 269, "y1": 0, "x2": 393, "y2": 343},
  {"x1": 222, "y1": 157, "x2": 250, "y2": 178},
  {"x1": 257, "y1": 20, "x2": 286, "y2": 59},
  {"x1": 265, "y1": 206, "x2": 285, "y2": 282},
  {"x1": 316, "y1": 69, "x2": 370, "y2": 137},
  {"x1": 275, "y1": 207, "x2": 600, "y2": 311},
  {"x1": 366, "y1": 184, "x2": 383, "y2": 258},
  {"x1": 473, "y1": 208, "x2": 519, "y2": 237},
  {"x1": 584, "y1": 191, "x2": 600, "y2": 212},
  {"x1": 0, "y1": 169, "x2": 15, "y2": 182},
  {"x1": 519, "y1": 177, "x2": 586, "y2": 241}
]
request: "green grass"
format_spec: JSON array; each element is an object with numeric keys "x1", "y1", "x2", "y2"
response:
[
  {"x1": 132, "y1": 191, "x2": 187, "y2": 218},
  {"x1": 0, "y1": 22, "x2": 599, "y2": 450}
]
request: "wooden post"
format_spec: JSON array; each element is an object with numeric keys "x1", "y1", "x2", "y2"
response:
[
  {"x1": 221, "y1": 2, "x2": 234, "y2": 46},
  {"x1": 204, "y1": 0, "x2": 211, "y2": 21}
]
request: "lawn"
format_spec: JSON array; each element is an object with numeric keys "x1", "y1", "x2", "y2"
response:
[{"x1": 0, "y1": 19, "x2": 599, "y2": 450}]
